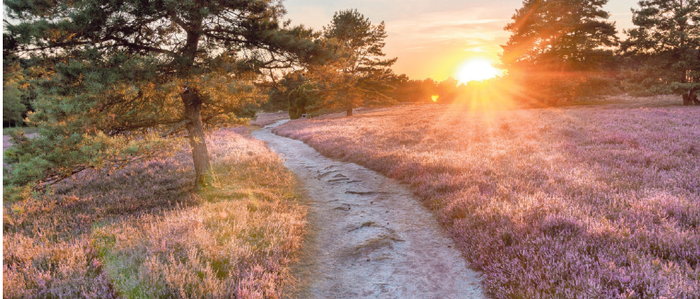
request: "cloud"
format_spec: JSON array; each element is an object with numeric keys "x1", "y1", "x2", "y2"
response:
[{"x1": 385, "y1": 9, "x2": 510, "y2": 51}]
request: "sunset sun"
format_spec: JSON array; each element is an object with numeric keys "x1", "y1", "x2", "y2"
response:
[{"x1": 456, "y1": 59, "x2": 501, "y2": 84}]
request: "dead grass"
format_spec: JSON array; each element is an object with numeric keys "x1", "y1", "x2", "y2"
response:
[
  {"x1": 3, "y1": 127, "x2": 306, "y2": 299},
  {"x1": 273, "y1": 96, "x2": 700, "y2": 298}
]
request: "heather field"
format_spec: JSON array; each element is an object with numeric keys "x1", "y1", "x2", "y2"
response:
[
  {"x1": 274, "y1": 96, "x2": 700, "y2": 298},
  {"x1": 3, "y1": 128, "x2": 306, "y2": 299}
]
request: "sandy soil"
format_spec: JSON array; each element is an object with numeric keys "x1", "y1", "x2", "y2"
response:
[{"x1": 252, "y1": 120, "x2": 484, "y2": 299}]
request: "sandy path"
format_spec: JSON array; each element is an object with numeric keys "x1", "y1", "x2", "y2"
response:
[{"x1": 252, "y1": 120, "x2": 484, "y2": 299}]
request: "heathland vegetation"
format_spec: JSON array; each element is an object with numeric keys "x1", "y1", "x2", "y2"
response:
[
  {"x1": 4, "y1": 128, "x2": 306, "y2": 298},
  {"x1": 3, "y1": 0, "x2": 700, "y2": 297},
  {"x1": 274, "y1": 97, "x2": 700, "y2": 298}
]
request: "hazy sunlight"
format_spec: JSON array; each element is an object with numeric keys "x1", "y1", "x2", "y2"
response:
[{"x1": 456, "y1": 59, "x2": 501, "y2": 84}]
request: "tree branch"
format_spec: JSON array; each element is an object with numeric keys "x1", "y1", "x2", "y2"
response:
[{"x1": 160, "y1": 119, "x2": 191, "y2": 137}]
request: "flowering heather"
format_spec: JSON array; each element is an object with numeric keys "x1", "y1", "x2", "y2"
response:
[
  {"x1": 3, "y1": 127, "x2": 306, "y2": 299},
  {"x1": 274, "y1": 96, "x2": 700, "y2": 298}
]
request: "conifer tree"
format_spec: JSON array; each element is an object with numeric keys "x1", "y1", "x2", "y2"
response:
[
  {"x1": 3, "y1": 33, "x2": 29, "y2": 127},
  {"x1": 4, "y1": 0, "x2": 312, "y2": 189},
  {"x1": 307, "y1": 9, "x2": 397, "y2": 116},
  {"x1": 3, "y1": 64, "x2": 27, "y2": 127},
  {"x1": 620, "y1": 0, "x2": 700, "y2": 103},
  {"x1": 501, "y1": 0, "x2": 618, "y2": 102}
]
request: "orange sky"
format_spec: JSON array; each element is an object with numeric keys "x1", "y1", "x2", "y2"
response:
[{"x1": 284, "y1": 0, "x2": 639, "y2": 82}]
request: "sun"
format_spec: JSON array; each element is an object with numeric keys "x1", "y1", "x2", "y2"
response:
[{"x1": 456, "y1": 59, "x2": 501, "y2": 84}]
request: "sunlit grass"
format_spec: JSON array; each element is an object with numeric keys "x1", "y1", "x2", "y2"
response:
[
  {"x1": 274, "y1": 96, "x2": 700, "y2": 298},
  {"x1": 3, "y1": 127, "x2": 306, "y2": 299}
]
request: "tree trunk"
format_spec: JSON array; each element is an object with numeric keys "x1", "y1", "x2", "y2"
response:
[
  {"x1": 346, "y1": 107, "x2": 353, "y2": 116},
  {"x1": 182, "y1": 87, "x2": 213, "y2": 189}
]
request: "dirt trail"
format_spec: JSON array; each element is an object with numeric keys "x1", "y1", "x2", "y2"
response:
[{"x1": 252, "y1": 120, "x2": 484, "y2": 299}]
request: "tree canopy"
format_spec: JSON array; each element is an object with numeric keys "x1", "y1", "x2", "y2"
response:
[
  {"x1": 3, "y1": 62, "x2": 28, "y2": 127},
  {"x1": 3, "y1": 33, "x2": 30, "y2": 127},
  {"x1": 305, "y1": 9, "x2": 397, "y2": 116},
  {"x1": 4, "y1": 0, "x2": 314, "y2": 189},
  {"x1": 620, "y1": 0, "x2": 700, "y2": 97},
  {"x1": 502, "y1": 0, "x2": 618, "y2": 71},
  {"x1": 501, "y1": 0, "x2": 619, "y2": 102}
]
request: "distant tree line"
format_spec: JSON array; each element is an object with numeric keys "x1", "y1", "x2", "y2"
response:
[
  {"x1": 390, "y1": 76, "x2": 460, "y2": 103},
  {"x1": 265, "y1": 73, "x2": 478, "y2": 110}
]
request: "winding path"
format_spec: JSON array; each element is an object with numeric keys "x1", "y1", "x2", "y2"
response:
[{"x1": 252, "y1": 120, "x2": 484, "y2": 299}]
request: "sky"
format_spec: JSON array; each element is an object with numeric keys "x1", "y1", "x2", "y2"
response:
[{"x1": 283, "y1": 0, "x2": 640, "y2": 82}]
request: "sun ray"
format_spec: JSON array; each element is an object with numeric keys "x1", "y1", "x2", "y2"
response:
[{"x1": 456, "y1": 58, "x2": 501, "y2": 84}]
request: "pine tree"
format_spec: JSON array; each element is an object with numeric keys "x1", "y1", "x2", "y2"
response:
[
  {"x1": 3, "y1": 78, "x2": 27, "y2": 127},
  {"x1": 501, "y1": 0, "x2": 618, "y2": 102},
  {"x1": 620, "y1": 0, "x2": 700, "y2": 103},
  {"x1": 3, "y1": 63, "x2": 27, "y2": 127},
  {"x1": 307, "y1": 9, "x2": 397, "y2": 116},
  {"x1": 4, "y1": 0, "x2": 311, "y2": 189},
  {"x1": 3, "y1": 33, "x2": 29, "y2": 127}
]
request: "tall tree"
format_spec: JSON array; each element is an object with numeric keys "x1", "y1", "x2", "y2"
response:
[
  {"x1": 308, "y1": 9, "x2": 397, "y2": 116},
  {"x1": 501, "y1": 0, "x2": 618, "y2": 102},
  {"x1": 4, "y1": 0, "x2": 309, "y2": 189},
  {"x1": 620, "y1": 0, "x2": 700, "y2": 103}
]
